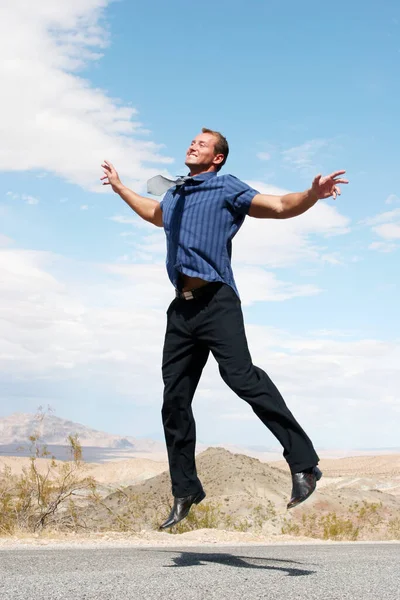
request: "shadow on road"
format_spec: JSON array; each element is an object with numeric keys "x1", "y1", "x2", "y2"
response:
[{"x1": 159, "y1": 551, "x2": 316, "y2": 577}]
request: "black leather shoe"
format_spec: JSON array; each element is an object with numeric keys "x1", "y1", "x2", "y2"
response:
[
  {"x1": 287, "y1": 466, "x2": 322, "y2": 510},
  {"x1": 159, "y1": 489, "x2": 206, "y2": 530}
]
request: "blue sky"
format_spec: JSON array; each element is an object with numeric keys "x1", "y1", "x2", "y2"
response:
[{"x1": 0, "y1": 0, "x2": 399, "y2": 451}]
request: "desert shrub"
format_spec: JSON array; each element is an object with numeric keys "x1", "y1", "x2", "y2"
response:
[
  {"x1": 388, "y1": 517, "x2": 400, "y2": 540},
  {"x1": 282, "y1": 511, "x2": 359, "y2": 540},
  {"x1": 281, "y1": 519, "x2": 300, "y2": 536},
  {"x1": 0, "y1": 466, "x2": 16, "y2": 534},
  {"x1": 162, "y1": 499, "x2": 278, "y2": 534},
  {"x1": 168, "y1": 502, "x2": 221, "y2": 534},
  {"x1": 349, "y1": 501, "x2": 383, "y2": 528},
  {"x1": 251, "y1": 501, "x2": 277, "y2": 529},
  {"x1": 231, "y1": 517, "x2": 251, "y2": 532},
  {"x1": 280, "y1": 500, "x2": 400, "y2": 542},
  {"x1": 320, "y1": 513, "x2": 359, "y2": 541},
  {"x1": 88, "y1": 488, "x2": 156, "y2": 532},
  {"x1": 0, "y1": 431, "x2": 96, "y2": 535}
]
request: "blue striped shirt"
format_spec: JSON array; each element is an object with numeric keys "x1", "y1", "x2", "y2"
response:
[{"x1": 160, "y1": 172, "x2": 259, "y2": 297}]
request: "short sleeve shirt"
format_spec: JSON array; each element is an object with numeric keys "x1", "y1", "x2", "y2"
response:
[{"x1": 160, "y1": 172, "x2": 259, "y2": 296}]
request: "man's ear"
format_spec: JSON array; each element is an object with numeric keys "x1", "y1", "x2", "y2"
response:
[{"x1": 213, "y1": 153, "x2": 224, "y2": 166}]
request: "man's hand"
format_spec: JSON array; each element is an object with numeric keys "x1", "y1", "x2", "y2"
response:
[
  {"x1": 311, "y1": 170, "x2": 349, "y2": 200},
  {"x1": 100, "y1": 160, "x2": 124, "y2": 193},
  {"x1": 99, "y1": 160, "x2": 163, "y2": 227}
]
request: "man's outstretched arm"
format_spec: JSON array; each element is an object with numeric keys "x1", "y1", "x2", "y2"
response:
[
  {"x1": 248, "y1": 171, "x2": 349, "y2": 220},
  {"x1": 100, "y1": 160, "x2": 163, "y2": 227}
]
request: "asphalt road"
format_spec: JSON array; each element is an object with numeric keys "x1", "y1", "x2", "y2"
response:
[{"x1": 0, "y1": 543, "x2": 399, "y2": 600}]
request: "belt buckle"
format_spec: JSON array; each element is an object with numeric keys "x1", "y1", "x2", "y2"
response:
[
  {"x1": 182, "y1": 290, "x2": 194, "y2": 300},
  {"x1": 175, "y1": 289, "x2": 195, "y2": 300}
]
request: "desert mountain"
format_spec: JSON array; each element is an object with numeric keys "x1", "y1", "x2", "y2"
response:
[
  {"x1": 85, "y1": 447, "x2": 292, "y2": 531},
  {"x1": 0, "y1": 412, "x2": 165, "y2": 453},
  {"x1": 83, "y1": 447, "x2": 400, "y2": 537}
]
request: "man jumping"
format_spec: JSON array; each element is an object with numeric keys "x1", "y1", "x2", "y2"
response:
[{"x1": 100, "y1": 128, "x2": 348, "y2": 528}]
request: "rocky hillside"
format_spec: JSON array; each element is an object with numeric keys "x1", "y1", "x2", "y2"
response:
[
  {"x1": 83, "y1": 447, "x2": 400, "y2": 540},
  {"x1": 84, "y1": 447, "x2": 291, "y2": 532}
]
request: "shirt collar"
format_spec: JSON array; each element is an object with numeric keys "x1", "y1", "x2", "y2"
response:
[{"x1": 188, "y1": 171, "x2": 218, "y2": 182}]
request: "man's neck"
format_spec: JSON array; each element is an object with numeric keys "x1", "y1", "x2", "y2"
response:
[{"x1": 188, "y1": 167, "x2": 217, "y2": 177}]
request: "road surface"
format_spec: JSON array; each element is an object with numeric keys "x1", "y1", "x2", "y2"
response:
[{"x1": 0, "y1": 543, "x2": 399, "y2": 599}]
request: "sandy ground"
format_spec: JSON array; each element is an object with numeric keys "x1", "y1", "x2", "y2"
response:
[
  {"x1": 0, "y1": 530, "x2": 306, "y2": 548},
  {"x1": 275, "y1": 454, "x2": 400, "y2": 477},
  {"x1": 1, "y1": 529, "x2": 400, "y2": 549},
  {"x1": 0, "y1": 455, "x2": 168, "y2": 486},
  {"x1": 3, "y1": 453, "x2": 400, "y2": 480}
]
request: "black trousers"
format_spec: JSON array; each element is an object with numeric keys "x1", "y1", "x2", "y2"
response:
[{"x1": 161, "y1": 283, "x2": 319, "y2": 497}]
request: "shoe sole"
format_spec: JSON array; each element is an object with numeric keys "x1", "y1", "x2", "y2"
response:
[{"x1": 287, "y1": 467, "x2": 323, "y2": 510}]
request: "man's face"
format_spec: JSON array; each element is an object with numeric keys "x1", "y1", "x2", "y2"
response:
[{"x1": 185, "y1": 132, "x2": 223, "y2": 172}]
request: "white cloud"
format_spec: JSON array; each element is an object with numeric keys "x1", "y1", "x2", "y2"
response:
[
  {"x1": 385, "y1": 194, "x2": 400, "y2": 205},
  {"x1": 320, "y1": 252, "x2": 342, "y2": 265},
  {"x1": 0, "y1": 1, "x2": 173, "y2": 191},
  {"x1": 363, "y1": 208, "x2": 400, "y2": 226},
  {"x1": 110, "y1": 215, "x2": 137, "y2": 225},
  {"x1": 369, "y1": 241, "x2": 398, "y2": 253},
  {"x1": 80, "y1": 205, "x2": 89, "y2": 210},
  {"x1": 0, "y1": 248, "x2": 169, "y2": 404},
  {"x1": 109, "y1": 215, "x2": 151, "y2": 228},
  {"x1": 281, "y1": 139, "x2": 329, "y2": 177},
  {"x1": 247, "y1": 181, "x2": 291, "y2": 196},
  {"x1": 0, "y1": 245, "x2": 320, "y2": 381},
  {"x1": 22, "y1": 195, "x2": 39, "y2": 205},
  {"x1": 256, "y1": 152, "x2": 271, "y2": 161},
  {"x1": 373, "y1": 223, "x2": 400, "y2": 240},
  {"x1": 4, "y1": 192, "x2": 39, "y2": 205},
  {"x1": 234, "y1": 267, "x2": 320, "y2": 305},
  {"x1": 0, "y1": 244, "x2": 399, "y2": 447},
  {"x1": 0, "y1": 234, "x2": 12, "y2": 247},
  {"x1": 220, "y1": 412, "x2": 257, "y2": 422},
  {"x1": 231, "y1": 181, "x2": 351, "y2": 268},
  {"x1": 232, "y1": 324, "x2": 400, "y2": 447},
  {"x1": 363, "y1": 207, "x2": 400, "y2": 251}
]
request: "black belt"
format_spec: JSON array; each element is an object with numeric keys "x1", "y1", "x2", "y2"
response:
[{"x1": 175, "y1": 282, "x2": 219, "y2": 301}]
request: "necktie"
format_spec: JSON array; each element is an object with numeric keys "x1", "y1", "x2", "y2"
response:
[{"x1": 147, "y1": 174, "x2": 192, "y2": 196}]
